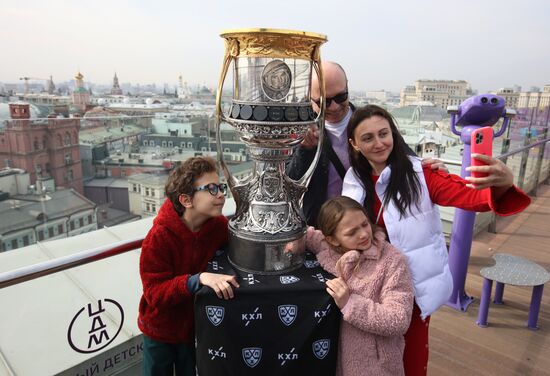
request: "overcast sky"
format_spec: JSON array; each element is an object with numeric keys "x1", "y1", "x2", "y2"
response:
[{"x1": 1, "y1": 0, "x2": 549, "y2": 93}]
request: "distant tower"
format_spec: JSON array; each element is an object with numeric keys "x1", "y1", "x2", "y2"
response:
[
  {"x1": 177, "y1": 74, "x2": 190, "y2": 99},
  {"x1": 111, "y1": 72, "x2": 123, "y2": 95},
  {"x1": 71, "y1": 71, "x2": 90, "y2": 112},
  {"x1": 177, "y1": 75, "x2": 184, "y2": 98},
  {"x1": 47, "y1": 76, "x2": 56, "y2": 94}
]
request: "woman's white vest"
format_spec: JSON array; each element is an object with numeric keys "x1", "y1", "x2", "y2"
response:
[{"x1": 342, "y1": 157, "x2": 453, "y2": 318}]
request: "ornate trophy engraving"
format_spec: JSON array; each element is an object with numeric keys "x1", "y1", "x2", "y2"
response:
[{"x1": 215, "y1": 28, "x2": 327, "y2": 274}]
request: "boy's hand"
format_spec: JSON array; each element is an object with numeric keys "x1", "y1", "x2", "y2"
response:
[
  {"x1": 200, "y1": 272, "x2": 239, "y2": 300},
  {"x1": 325, "y1": 277, "x2": 350, "y2": 309}
]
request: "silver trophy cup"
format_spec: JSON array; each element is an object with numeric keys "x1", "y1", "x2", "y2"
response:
[{"x1": 215, "y1": 28, "x2": 327, "y2": 274}]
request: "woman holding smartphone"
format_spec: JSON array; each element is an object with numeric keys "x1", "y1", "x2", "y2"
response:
[{"x1": 341, "y1": 105, "x2": 530, "y2": 376}]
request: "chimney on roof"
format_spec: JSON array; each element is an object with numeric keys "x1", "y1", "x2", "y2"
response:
[{"x1": 9, "y1": 103, "x2": 30, "y2": 119}]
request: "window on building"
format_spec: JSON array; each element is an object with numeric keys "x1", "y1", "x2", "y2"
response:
[
  {"x1": 151, "y1": 189, "x2": 155, "y2": 197},
  {"x1": 64, "y1": 132, "x2": 71, "y2": 146},
  {"x1": 79, "y1": 218, "x2": 84, "y2": 227},
  {"x1": 143, "y1": 140, "x2": 148, "y2": 146},
  {"x1": 38, "y1": 230, "x2": 44, "y2": 241},
  {"x1": 133, "y1": 184, "x2": 138, "y2": 192},
  {"x1": 146, "y1": 203, "x2": 151, "y2": 212},
  {"x1": 66, "y1": 170, "x2": 73, "y2": 181},
  {"x1": 162, "y1": 141, "x2": 167, "y2": 147},
  {"x1": 152, "y1": 204, "x2": 156, "y2": 213},
  {"x1": 187, "y1": 142, "x2": 193, "y2": 148},
  {"x1": 88, "y1": 215, "x2": 92, "y2": 224},
  {"x1": 11, "y1": 239, "x2": 18, "y2": 250},
  {"x1": 58, "y1": 224, "x2": 63, "y2": 234},
  {"x1": 145, "y1": 188, "x2": 150, "y2": 196},
  {"x1": 23, "y1": 235, "x2": 29, "y2": 246},
  {"x1": 48, "y1": 227, "x2": 54, "y2": 238},
  {"x1": 168, "y1": 141, "x2": 173, "y2": 147},
  {"x1": 70, "y1": 221, "x2": 75, "y2": 231}
]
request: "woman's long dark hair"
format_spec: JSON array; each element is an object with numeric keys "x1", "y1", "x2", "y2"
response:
[{"x1": 347, "y1": 105, "x2": 421, "y2": 221}]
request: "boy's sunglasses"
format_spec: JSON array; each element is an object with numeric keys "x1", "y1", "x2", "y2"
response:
[
  {"x1": 312, "y1": 91, "x2": 348, "y2": 107},
  {"x1": 193, "y1": 183, "x2": 228, "y2": 196}
]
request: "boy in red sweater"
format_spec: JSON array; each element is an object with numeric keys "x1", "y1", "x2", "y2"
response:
[{"x1": 138, "y1": 156, "x2": 239, "y2": 376}]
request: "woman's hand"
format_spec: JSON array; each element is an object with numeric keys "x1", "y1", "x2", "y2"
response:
[
  {"x1": 326, "y1": 277, "x2": 350, "y2": 309},
  {"x1": 199, "y1": 273, "x2": 240, "y2": 300},
  {"x1": 466, "y1": 154, "x2": 513, "y2": 190},
  {"x1": 422, "y1": 157, "x2": 449, "y2": 173}
]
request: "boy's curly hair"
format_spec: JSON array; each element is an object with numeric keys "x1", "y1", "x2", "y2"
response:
[{"x1": 165, "y1": 156, "x2": 218, "y2": 216}]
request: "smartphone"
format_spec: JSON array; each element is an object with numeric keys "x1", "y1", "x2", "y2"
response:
[{"x1": 470, "y1": 127, "x2": 493, "y2": 178}]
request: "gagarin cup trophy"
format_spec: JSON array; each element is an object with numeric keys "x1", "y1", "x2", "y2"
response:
[{"x1": 215, "y1": 28, "x2": 327, "y2": 274}]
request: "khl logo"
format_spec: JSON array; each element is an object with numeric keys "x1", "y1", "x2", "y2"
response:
[
  {"x1": 242, "y1": 307, "x2": 262, "y2": 327},
  {"x1": 304, "y1": 260, "x2": 320, "y2": 268},
  {"x1": 278, "y1": 305, "x2": 297, "y2": 326},
  {"x1": 245, "y1": 273, "x2": 260, "y2": 285},
  {"x1": 312, "y1": 339, "x2": 330, "y2": 360},
  {"x1": 242, "y1": 347, "x2": 262, "y2": 368},
  {"x1": 312, "y1": 272, "x2": 327, "y2": 283},
  {"x1": 206, "y1": 306, "x2": 225, "y2": 326},
  {"x1": 208, "y1": 346, "x2": 226, "y2": 360},
  {"x1": 67, "y1": 299, "x2": 124, "y2": 354},
  {"x1": 278, "y1": 347, "x2": 298, "y2": 365},
  {"x1": 314, "y1": 303, "x2": 332, "y2": 323},
  {"x1": 208, "y1": 260, "x2": 223, "y2": 272},
  {"x1": 279, "y1": 275, "x2": 300, "y2": 284}
]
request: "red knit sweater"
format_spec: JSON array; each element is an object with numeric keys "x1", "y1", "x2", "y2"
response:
[{"x1": 138, "y1": 199, "x2": 229, "y2": 343}]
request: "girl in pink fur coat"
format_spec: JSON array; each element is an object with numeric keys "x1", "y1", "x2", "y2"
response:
[{"x1": 305, "y1": 196, "x2": 414, "y2": 376}]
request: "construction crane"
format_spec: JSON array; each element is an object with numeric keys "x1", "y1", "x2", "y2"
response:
[{"x1": 19, "y1": 76, "x2": 50, "y2": 95}]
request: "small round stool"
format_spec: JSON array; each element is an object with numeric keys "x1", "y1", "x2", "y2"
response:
[{"x1": 477, "y1": 253, "x2": 550, "y2": 330}]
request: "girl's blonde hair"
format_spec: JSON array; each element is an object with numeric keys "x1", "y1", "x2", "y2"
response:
[{"x1": 317, "y1": 196, "x2": 380, "y2": 255}]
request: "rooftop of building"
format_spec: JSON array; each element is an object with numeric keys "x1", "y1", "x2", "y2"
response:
[
  {"x1": 79, "y1": 123, "x2": 147, "y2": 145},
  {"x1": 0, "y1": 189, "x2": 96, "y2": 234}
]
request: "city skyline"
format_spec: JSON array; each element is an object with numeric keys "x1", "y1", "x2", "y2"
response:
[{"x1": 1, "y1": 0, "x2": 549, "y2": 93}]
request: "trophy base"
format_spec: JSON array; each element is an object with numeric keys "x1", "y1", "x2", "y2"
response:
[{"x1": 227, "y1": 232, "x2": 306, "y2": 275}]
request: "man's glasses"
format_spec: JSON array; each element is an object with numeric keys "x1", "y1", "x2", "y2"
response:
[
  {"x1": 312, "y1": 91, "x2": 348, "y2": 107},
  {"x1": 193, "y1": 183, "x2": 228, "y2": 196}
]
